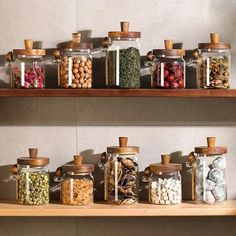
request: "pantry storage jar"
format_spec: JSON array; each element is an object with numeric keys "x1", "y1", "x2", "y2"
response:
[
  {"x1": 188, "y1": 137, "x2": 227, "y2": 204},
  {"x1": 57, "y1": 33, "x2": 93, "y2": 89},
  {"x1": 154, "y1": 39, "x2": 185, "y2": 88},
  {"x1": 100, "y1": 137, "x2": 139, "y2": 205},
  {"x1": 11, "y1": 148, "x2": 49, "y2": 205},
  {"x1": 0, "y1": 52, "x2": 12, "y2": 88},
  {"x1": 106, "y1": 22, "x2": 141, "y2": 88},
  {"x1": 55, "y1": 155, "x2": 94, "y2": 205},
  {"x1": 196, "y1": 33, "x2": 231, "y2": 89},
  {"x1": 11, "y1": 39, "x2": 46, "y2": 88}
]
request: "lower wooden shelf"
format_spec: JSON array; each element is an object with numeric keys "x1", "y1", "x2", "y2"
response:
[{"x1": 0, "y1": 201, "x2": 236, "y2": 217}]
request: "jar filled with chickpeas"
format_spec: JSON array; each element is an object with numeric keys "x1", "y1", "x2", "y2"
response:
[{"x1": 56, "y1": 33, "x2": 93, "y2": 89}]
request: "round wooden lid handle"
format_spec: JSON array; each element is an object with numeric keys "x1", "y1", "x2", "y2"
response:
[
  {"x1": 74, "y1": 155, "x2": 83, "y2": 166},
  {"x1": 24, "y1": 39, "x2": 33, "y2": 50},
  {"x1": 119, "y1": 137, "x2": 128, "y2": 147},
  {"x1": 164, "y1": 39, "x2": 173, "y2": 50},
  {"x1": 121, "y1": 22, "x2": 130, "y2": 32},
  {"x1": 210, "y1": 33, "x2": 219, "y2": 44},
  {"x1": 207, "y1": 137, "x2": 216, "y2": 148},
  {"x1": 72, "y1": 33, "x2": 81, "y2": 44},
  {"x1": 29, "y1": 148, "x2": 38, "y2": 159},
  {"x1": 53, "y1": 50, "x2": 60, "y2": 59},
  {"x1": 161, "y1": 154, "x2": 170, "y2": 165}
]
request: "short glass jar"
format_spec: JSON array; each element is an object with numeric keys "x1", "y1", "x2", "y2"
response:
[
  {"x1": 11, "y1": 39, "x2": 46, "y2": 89},
  {"x1": 11, "y1": 148, "x2": 49, "y2": 205}
]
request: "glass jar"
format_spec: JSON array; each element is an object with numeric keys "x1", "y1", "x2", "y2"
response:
[
  {"x1": 101, "y1": 137, "x2": 139, "y2": 205},
  {"x1": 11, "y1": 148, "x2": 49, "y2": 205},
  {"x1": 196, "y1": 33, "x2": 231, "y2": 89},
  {"x1": 106, "y1": 22, "x2": 141, "y2": 88},
  {"x1": 57, "y1": 33, "x2": 93, "y2": 89},
  {"x1": 55, "y1": 155, "x2": 94, "y2": 205},
  {"x1": 11, "y1": 39, "x2": 46, "y2": 89},
  {"x1": 154, "y1": 39, "x2": 185, "y2": 89},
  {"x1": 0, "y1": 52, "x2": 11, "y2": 88},
  {"x1": 188, "y1": 137, "x2": 227, "y2": 204}
]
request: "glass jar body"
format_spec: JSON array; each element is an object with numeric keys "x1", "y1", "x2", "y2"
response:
[
  {"x1": 104, "y1": 153, "x2": 138, "y2": 204},
  {"x1": 106, "y1": 38, "x2": 141, "y2": 88},
  {"x1": 60, "y1": 49, "x2": 92, "y2": 89},
  {"x1": 61, "y1": 172, "x2": 94, "y2": 205},
  {"x1": 154, "y1": 56, "x2": 186, "y2": 89},
  {"x1": 11, "y1": 56, "x2": 45, "y2": 88},
  {"x1": 197, "y1": 49, "x2": 231, "y2": 88},
  {"x1": 149, "y1": 171, "x2": 182, "y2": 204},
  {"x1": 0, "y1": 62, "x2": 11, "y2": 88},
  {"x1": 17, "y1": 165, "x2": 49, "y2": 205},
  {"x1": 195, "y1": 154, "x2": 227, "y2": 204}
]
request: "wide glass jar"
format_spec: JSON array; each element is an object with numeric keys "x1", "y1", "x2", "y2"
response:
[
  {"x1": 154, "y1": 39, "x2": 185, "y2": 89},
  {"x1": 11, "y1": 148, "x2": 49, "y2": 205},
  {"x1": 11, "y1": 39, "x2": 46, "y2": 89},
  {"x1": 101, "y1": 137, "x2": 139, "y2": 205},
  {"x1": 196, "y1": 33, "x2": 231, "y2": 89},
  {"x1": 57, "y1": 33, "x2": 93, "y2": 89},
  {"x1": 106, "y1": 22, "x2": 141, "y2": 88},
  {"x1": 188, "y1": 137, "x2": 227, "y2": 204}
]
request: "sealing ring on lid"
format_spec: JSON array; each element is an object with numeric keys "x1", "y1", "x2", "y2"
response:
[
  {"x1": 108, "y1": 21, "x2": 141, "y2": 39},
  {"x1": 17, "y1": 148, "x2": 49, "y2": 166}
]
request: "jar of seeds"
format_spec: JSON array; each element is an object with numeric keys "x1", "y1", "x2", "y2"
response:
[
  {"x1": 106, "y1": 22, "x2": 141, "y2": 88},
  {"x1": 196, "y1": 33, "x2": 231, "y2": 89},
  {"x1": 11, "y1": 148, "x2": 49, "y2": 205}
]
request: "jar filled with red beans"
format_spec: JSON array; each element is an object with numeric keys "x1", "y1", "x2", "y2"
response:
[{"x1": 154, "y1": 40, "x2": 185, "y2": 89}]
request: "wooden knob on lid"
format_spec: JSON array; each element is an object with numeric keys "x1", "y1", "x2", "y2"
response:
[
  {"x1": 29, "y1": 148, "x2": 38, "y2": 159},
  {"x1": 72, "y1": 33, "x2": 81, "y2": 44},
  {"x1": 24, "y1": 39, "x2": 33, "y2": 50},
  {"x1": 74, "y1": 155, "x2": 83, "y2": 166},
  {"x1": 121, "y1": 22, "x2": 130, "y2": 32},
  {"x1": 207, "y1": 137, "x2": 216, "y2": 148},
  {"x1": 164, "y1": 39, "x2": 173, "y2": 50},
  {"x1": 210, "y1": 33, "x2": 219, "y2": 44},
  {"x1": 161, "y1": 154, "x2": 170, "y2": 165},
  {"x1": 119, "y1": 137, "x2": 128, "y2": 147},
  {"x1": 53, "y1": 50, "x2": 60, "y2": 59}
]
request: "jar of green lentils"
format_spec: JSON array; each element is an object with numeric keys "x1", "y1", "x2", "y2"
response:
[{"x1": 12, "y1": 148, "x2": 49, "y2": 205}]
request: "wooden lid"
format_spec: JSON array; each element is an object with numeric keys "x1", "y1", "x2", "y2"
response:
[
  {"x1": 17, "y1": 148, "x2": 49, "y2": 166},
  {"x1": 13, "y1": 39, "x2": 46, "y2": 56},
  {"x1": 150, "y1": 154, "x2": 182, "y2": 172},
  {"x1": 159, "y1": 39, "x2": 185, "y2": 56},
  {"x1": 62, "y1": 155, "x2": 94, "y2": 173},
  {"x1": 107, "y1": 137, "x2": 139, "y2": 154},
  {"x1": 198, "y1": 33, "x2": 231, "y2": 49},
  {"x1": 194, "y1": 137, "x2": 227, "y2": 155},
  {"x1": 108, "y1": 21, "x2": 141, "y2": 39}
]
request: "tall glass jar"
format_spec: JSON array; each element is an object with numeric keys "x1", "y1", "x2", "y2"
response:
[
  {"x1": 106, "y1": 22, "x2": 141, "y2": 88},
  {"x1": 57, "y1": 33, "x2": 93, "y2": 89},
  {"x1": 154, "y1": 40, "x2": 185, "y2": 89},
  {"x1": 101, "y1": 137, "x2": 139, "y2": 205},
  {"x1": 11, "y1": 39, "x2": 46, "y2": 89},
  {"x1": 197, "y1": 33, "x2": 231, "y2": 89},
  {"x1": 11, "y1": 148, "x2": 49, "y2": 205},
  {"x1": 188, "y1": 137, "x2": 227, "y2": 204}
]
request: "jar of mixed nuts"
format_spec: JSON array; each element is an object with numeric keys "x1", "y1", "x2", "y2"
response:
[
  {"x1": 106, "y1": 22, "x2": 141, "y2": 88},
  {"x1": 187, "y1": 137, "x2": 227, "y2": 204},
  {"x1": 56, "y1": 33, "x2": 93, "y2": 89},
  {"x1": 11, "y1": 148, "x2": 49, "y2": 205},
  {"x1": 195, "y1": 33, "x2": 231, "y2": 89},
  {"x1": 154, "y1": 39, "x2": 186, "y2": 89},
  {"x1": 55, "y1": 155, "x2": 94, "y2": 205},
  {"x1": 100, "y1": 137, "x2": 139, "y2": 205},
  {"x1": 11, "y1": 39, "x2": 46, "y2": 88},
  {"x1": 143, "y1": 155, "x2": 182, "y2": 205}
]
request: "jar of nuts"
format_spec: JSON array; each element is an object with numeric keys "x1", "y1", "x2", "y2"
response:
[
  {"x1": 56, "y1": 33, "x2": 93, "y2": 89},
  {"x1": 55, "y1": 155, "x2": 95, "y2": 205},
  {"x1": 11, "y1": 148, "x2": 50, "y2": 205},
  {"x1": 143, "y1": 155, "x2": 182, "y2": 205}
]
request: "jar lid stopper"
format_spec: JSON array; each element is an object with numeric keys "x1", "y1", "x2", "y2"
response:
[
  {"x1": 207, "y1": 137, "x2": 216, "y2": 148},
  {"x1": 161, "y1": 154, "x2": 171, "y2": 165}
]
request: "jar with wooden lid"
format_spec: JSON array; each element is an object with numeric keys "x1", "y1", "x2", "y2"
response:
[
  {"x1": 187, "y1": 137, "x2": 227, "y2": 204},
  {"x1": 11, "y1": 148, "x2": 49, "y2": 205},
  {"x1": 154, "y1": 39, "x2": 186, "y2": 89},
  {"x1": 195, "y1": 33, "x2": 231, "y2": 89},
  {"x1": 106, "y1": 22, "x2": 141, "y2": 88},
  {"x1": 55, "y1": 155, "x2": 94, "y2": 205},
  {"x1": 11, "y1": 39, "x2": 46, "y2": 88},
  {"x1": 100, "y1": 137, "x2": 139, "y2": 205},
  {"x1": 143, "y1": 155, "x2": 182, "y2": 205},
  {"x1": 55, "y1": 33, "x2": 93, "y2": 89}
]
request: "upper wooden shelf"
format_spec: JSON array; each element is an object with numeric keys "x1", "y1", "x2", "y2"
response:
[
  {"x1": 0, "y1": 201, "x2": 236, "y2": 217},
  {"x1": 1, "y1": 89, "x2": 236, "y2": 98}
]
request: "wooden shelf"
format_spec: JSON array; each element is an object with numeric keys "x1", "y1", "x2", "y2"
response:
[
  {"x1": 0, "y1": 201, "x2": 236, "y2": 217},
  {"x1": 1, "y1": 89, "x2": 236, "y2": 97}
]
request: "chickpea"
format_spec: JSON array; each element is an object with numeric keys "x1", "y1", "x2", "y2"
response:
[
  {"x1": 71, "y1": 83, "x2": 77, "y2": 88},
  {"x1": 77, "y1": 84, "x2": 82, "y2": 88},
  {"x1": 73, "y1": 68, "x2": 78, "y2": 74},
  {"x1": 82, "y1": 83, "x2": 88, "y2": 88},
  {"x1": 79, "y1": 79, "x2": 84, "y2": 84}
]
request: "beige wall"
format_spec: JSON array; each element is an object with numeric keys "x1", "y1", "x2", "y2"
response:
[{"x1": 0, "y1": 0, "x2": 236, "y2": 235}]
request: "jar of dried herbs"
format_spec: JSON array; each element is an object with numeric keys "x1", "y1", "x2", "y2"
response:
[
  {"x1": 11, "y1": 148, "x2": 49, "y2": 205},
  {"x1": 106, "y1": 22, "x2": 141, "y2": 88},
  {"x1": 196, "y1": 33, "x2": 231, "y2": 89}
]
